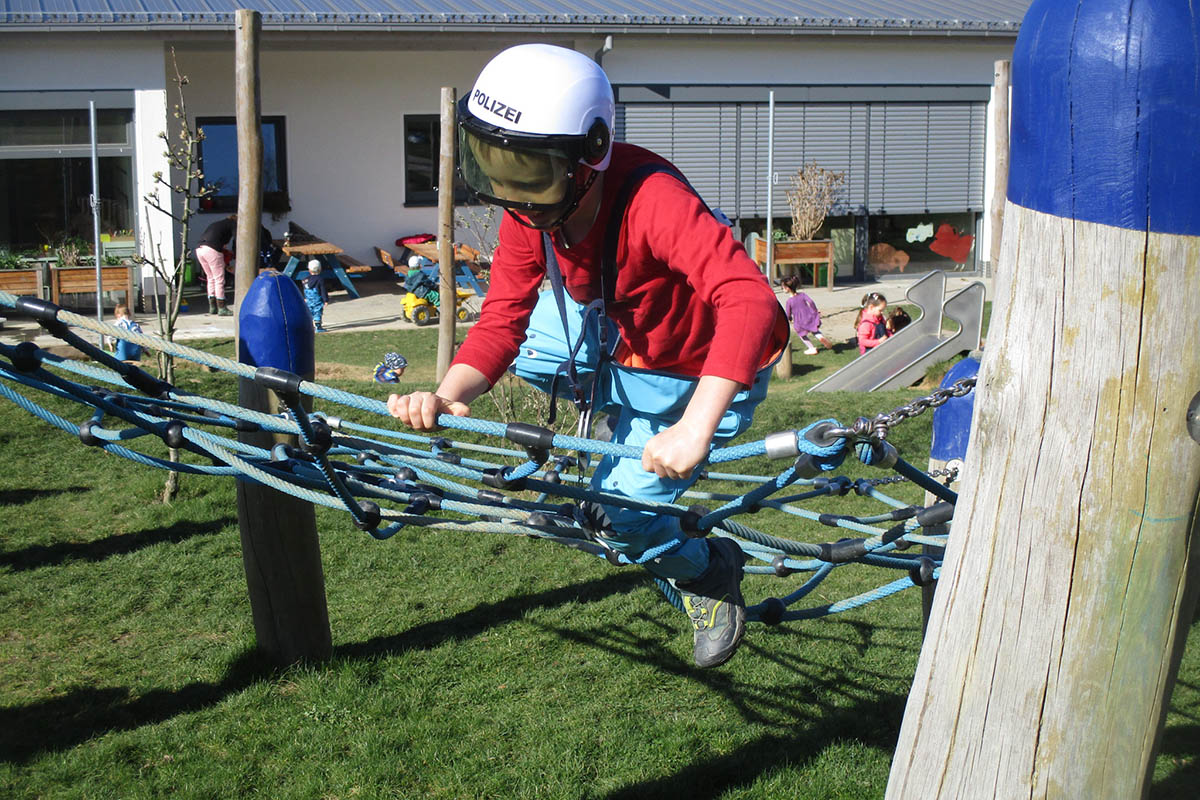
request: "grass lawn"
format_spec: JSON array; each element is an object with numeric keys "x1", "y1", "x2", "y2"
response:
[{"x1": 0, "y1": 322, "x2": 1195, "y2": 799}]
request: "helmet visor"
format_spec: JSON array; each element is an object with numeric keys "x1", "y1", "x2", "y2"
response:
[{"x1": 458, "y1": 126, "x2": 577, "y2": 213}]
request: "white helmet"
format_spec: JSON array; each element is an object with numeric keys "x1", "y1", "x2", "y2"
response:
[{"x1": 458, "y1": 44, "x2": 615, "y2": 229}]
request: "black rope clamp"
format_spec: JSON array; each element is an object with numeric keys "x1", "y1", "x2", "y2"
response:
[
  {"x1": 826, "y1": 476, "x2": 853, "y2": 496},
  {"x1": 302, "y1": 418, "x2": 333, "y2": 457},
  {"x1": 916, "y1": 502, "x2": 955, "y2": 528},
  {"x1": 78, "y1": 420, "x2": 104, "y2": 447},
  {"x1": 909, "y1": 556, "x2": 938, "y2": 586},
  {"x1": 161, "y1": 420, "x2": 187, "y2": 450},
  {"x1": 14, "y1": 296, "x2": 68, "y2": 337},
  {"x1": 817, "y1": 537, "x2": 868, "y2": 564},
  {"x1": 10, "y1": 341, "x2": 43, "y2": 373},
  {"x1": 760, "y1": 597, "x2": 786, "y2": 626},
  {"x1": 679, "y1": 505, "x2": 712, "y2": 537},
  {"x1": 351, "y1": 500, "x2": 382, "y2": 532},
  {"x1": 771, "y1": 554, "x2": 794, "y2": 577},
  {"x1": 1188, "y1": 390, "x2": 1200, "y2": 444},
  {"x1": 504, "y1": 422, "x2": 555, "y2": 466},
  {"x1": 404, "y1": 495, "x2": 436, "y2": 515},
  {"x1": 253, "y1": 366, "x2": 303, "y2": 404},
  {"x1": 481, "y1": 467, "x2": 524, "y2": 490}
]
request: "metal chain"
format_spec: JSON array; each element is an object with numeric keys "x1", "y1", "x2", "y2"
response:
[
  {"x1": 825, "y1": 376, "x2": 978, "y2": 443},
  {"x1": 861, "y1": 465, "x2": 959, "y2": 487}
]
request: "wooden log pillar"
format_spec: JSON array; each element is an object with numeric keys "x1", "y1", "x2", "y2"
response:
[
  {"x1": 888, "y1": 2, "x2": 1200, "y2": 798},
  {"x1": 233, "y1": 9, "x2": 263, "y2": 316},
  {"x1": 233, "y1": 10, "x2": 331, "y2": 666},
  {"x1": 987, "y1": 59, "x2": 1010, "y2": 275},
  {"x1": 435, "y1": 87, "x2": 456, "y2": 382}
]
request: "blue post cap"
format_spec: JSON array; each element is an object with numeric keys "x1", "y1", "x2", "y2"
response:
[
  {"x1": 238, "y1": 271, "x2": 315, "y2": 375},
  {"x1": 931, "y1": 357, "x2": 980, "y2": 462},
  {"x1": 1008, "y1": 0, "x2": 1200, "y2": 236}
]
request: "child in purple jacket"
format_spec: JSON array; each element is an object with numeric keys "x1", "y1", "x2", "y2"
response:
[{"x1": 781, "y1": 275, "x2": 833, "y2": 354}]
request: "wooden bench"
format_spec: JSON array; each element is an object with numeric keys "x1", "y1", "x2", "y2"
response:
[
  {"x1": 50, "y1": 265, "x2": 137, "y2": 306},
  {"x1": 336, "y1": 253, "x2": 373, "y2": 274}
]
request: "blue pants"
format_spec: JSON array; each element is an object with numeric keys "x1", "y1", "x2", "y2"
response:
[
  {"x1": 513, "y1": 291, "x2": 773, "y2": 581},
  {"x1": 115, "y1": 339, "x2": 142, "y2": 362},
  {"x1": 304, "y1": 287, "x2": 325, "y2": 327}
]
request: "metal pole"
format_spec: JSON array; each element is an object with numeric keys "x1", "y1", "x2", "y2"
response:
[
  {"x1": 765, "y1": 90, "x2": 775, "y2": 283},
  {"x1": 88, "y1": 101, "x2": 103, "y2": 329}
]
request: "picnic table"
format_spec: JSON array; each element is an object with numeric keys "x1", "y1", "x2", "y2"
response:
[{"x1": 279, "y1": 229, "x2": 370, "y2": 299}]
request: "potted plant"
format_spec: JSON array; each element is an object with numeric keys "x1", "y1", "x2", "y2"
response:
[
  {"x1": 48, "y1": 236, "x2": 137, "y2": 307},
  {"x1": 756, "y1": 162, "x2": 845, "y2": 287},
  {"x1": 0, "y1": 249, "x2": 45, "y2": 297}
]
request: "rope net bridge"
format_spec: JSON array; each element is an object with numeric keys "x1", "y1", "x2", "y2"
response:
[{"x1": 0, "y1": 291, "x2": 975, "y2": 627}]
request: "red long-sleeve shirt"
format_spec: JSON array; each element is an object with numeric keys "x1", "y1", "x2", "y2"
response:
[{"x1": 453, "y1": 143, "x2": 788, "y2": 388}]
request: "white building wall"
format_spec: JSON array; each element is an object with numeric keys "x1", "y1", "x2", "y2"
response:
[
  {"x1": 175, "y1": 46, "x2": 494, "y2": 266},
  {"x1": 0, "y1": 34, "x2": 175, "y2": 273},
  {"x1": 2, "y1": 32, "x2": 1014, "y2": 273}
]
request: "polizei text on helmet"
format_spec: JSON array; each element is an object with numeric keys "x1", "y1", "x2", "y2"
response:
[{"x1": 473, "y1": 89, "x2": 523, "y2": 124}]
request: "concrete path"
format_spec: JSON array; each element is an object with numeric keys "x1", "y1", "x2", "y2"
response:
[{"x1": 0, "y1": 270, "x2": 991, "y2": 352}]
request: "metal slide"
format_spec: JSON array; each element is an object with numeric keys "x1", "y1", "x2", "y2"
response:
[{"x1": 809, "y1": 271, "x2": 985, "y2": 392}]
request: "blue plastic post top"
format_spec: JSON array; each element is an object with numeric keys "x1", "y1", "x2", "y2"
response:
[
  {"x1": 1008, "y1": 0, "x2": 1200, "y2": 236},
  {"x1": 238, "y1": 271, "x2": 315, "y2": 374}
]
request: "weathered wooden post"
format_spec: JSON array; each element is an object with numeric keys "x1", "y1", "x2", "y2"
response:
[
  {"x1": 987, "y1": 58, "x2": 1010, "y2": 274},
  {"x1": 234, "y1": 9, "x2": 331, "y2": 666},
  {"x1": 233, "y1": 8, "x2": 263, "y2": 313},
  {"x1": 888, "y1": 2, "x2": 1200, "y2": 797},
  {"x1": 436, "y1": 87, "x2": 457, "y2": 382}
]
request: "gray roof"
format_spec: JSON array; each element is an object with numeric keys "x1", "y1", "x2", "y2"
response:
[{"x1": 0, "y1": 0, "x2": 1030, "y2": 33}]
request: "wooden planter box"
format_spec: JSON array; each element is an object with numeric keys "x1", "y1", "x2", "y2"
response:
[
  {"x1": 0, "y1": 267, "x2": 45, "y2": 298},
  {"x1": 50, "y1": 264, "x2": 137, "y2": 307},
  {"x1": 752, "y1": 238, "x2": 835, "y2": 289}
]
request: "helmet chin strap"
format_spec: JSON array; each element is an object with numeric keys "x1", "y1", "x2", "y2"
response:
[{"x1": 504, "y1": 169, "x2": 600, "y2": 233}]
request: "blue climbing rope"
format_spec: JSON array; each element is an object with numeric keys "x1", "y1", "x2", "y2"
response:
[{"x1": 0, "y1": 290, "x2": 966, "y2": 626}]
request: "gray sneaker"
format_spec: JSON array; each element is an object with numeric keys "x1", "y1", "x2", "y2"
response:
[{"x1": 675, "y1": 537, "x2": 747, "y2": 668}]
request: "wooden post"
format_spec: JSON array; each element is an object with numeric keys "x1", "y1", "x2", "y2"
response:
[
  {"x1": 773, "y1": 340, "x2": 792, "y2": 380},
  {"x1": 234, "y1": 9, "x2": 263, "y2": 318},
  {"x1": 988, "y1": 59, "x2": 1011, "y2": 275},
  {"x1": 436, "y1": 87, "x2": 457, "y2": 382},
  {"x1": 233, "y1": 10, "x2": 331, "y2": 666},
  {"x1": 887, "y1": 2, "x2": 1200, "y2": 798}
]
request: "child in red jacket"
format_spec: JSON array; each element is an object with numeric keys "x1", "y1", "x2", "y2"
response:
[
  {"x1": 856, "y1": 292, "x2": 890, "y2": 354},
  {"x1": 386, "y1": 44, "x2": 788, "y2": 668}
]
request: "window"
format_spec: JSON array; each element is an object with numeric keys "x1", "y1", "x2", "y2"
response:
[
  {"x1": 0, "y1": 108, "x2": 135, "y2": 253},
  {"x1": 404, "y1": 114, "x2": 471, "y2": 206},
  {"x1": 196, "y1": 116, "x2": 290, "y2": 214}
]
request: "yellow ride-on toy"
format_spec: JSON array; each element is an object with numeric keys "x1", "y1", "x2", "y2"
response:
[
  {"x1": 400, "y1": 264, "x2": 476, "y2": 326},
  {"x1": 402, "y1": 285, "x2": 475, "y2": 326}
]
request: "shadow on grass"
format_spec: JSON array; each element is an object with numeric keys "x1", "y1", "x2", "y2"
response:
[
  {"x1": 530, "y1": 612, "x2": 915, "y2": 800},
  {"x1": 1153, "y1": 723, "x2": 1200, "y2": 799},
  {"x1": 0, "y1": 571, "x2": 648, "y2": 764},
  {"x1": 0, "y1": 649, "x2": 274, "y2": 765},
  {"x1": 0, "y1": 516, "x2": 236, "y2": 572},
  {"x1": 336, "y1": 570, "x2": 647, "y2": 660},
  {"x1": 0, "y1": 486, "x2": 91, "y2": 506}
]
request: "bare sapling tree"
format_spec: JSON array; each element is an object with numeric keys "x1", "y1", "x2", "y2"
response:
[
  {"x1": 134, "y1": 48, "x2": 215, "y2": 502},
  {"x1": 137, "y1": 48, "x2": 214, "y2": 386},
  {"x1": 456, "y1": 204, "x2": 499, "y2": 264},
  {"x1": 786, "y1": 162, "x2": 846, "y2": 240}
]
